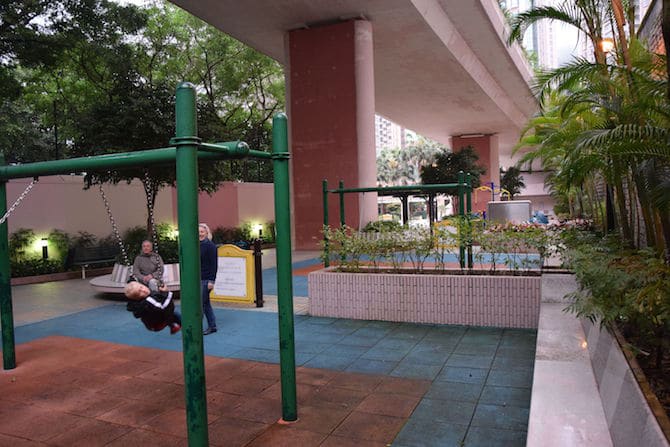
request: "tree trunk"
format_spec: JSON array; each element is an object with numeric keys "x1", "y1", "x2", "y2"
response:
[
  {"x1": 611, "y1": 0, "x2": 632, "y2": 71},
  {"x1": 613, "y1": 173, "x2": 634, "y2": 247},
  {"x1": 659, "y1": 210, "x2": 670, "y2": 263},
  {"x1": 632, "y1": 172, "x2": 657, "y2": 249},
  {"x1": 663, "y1": 0, "x2": 670, "y2": 100}
]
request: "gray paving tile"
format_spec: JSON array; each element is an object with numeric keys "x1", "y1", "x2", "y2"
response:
[
  {"x1": 479, "y1": 385, "x2": 531, "y2": 408},
  {"x1": 390, "y1": 361, "x2": 442, "y2": 380},
  {"x1": 362, "y1": 346, "x2": 410, "y2": 362},
  {"x1": 494, "y1": 345, "x2": 536, "y2": 359},
  {"x1": 303, "y1": 353, "x2": 356, "y2": 371},
  {"x1": 322, "y1": 344, "x2": 369, "y2": 357},
  {"x1": 470, "y1": 403, "x2": 530, "y2": 431},
  {"x1": 411, "y1": 398, "x2": 476, "y2": 425},
  {"x1": 491, "y1": 355, "x2": 535, "y2": 371},
  {"x1": 435, "y1": 367, "x2": 489, "y2": 384},
  {"x1": 454, "y1": 343, "x2": 498, "y2": 356},
  {"x1": 345, "y1": 358, "x2": 398, "y2": 375},
  {"x1": 393, "y1": 419, "x2": 467, "y2": 447},
  {"x1": 337, "y1": 333, "x2": 383, "y2": 347},
  {"x1": 486, "y1": 368, "x2": 533, "y2": 388},
  {"x1": 464, "y1": 427, "x2": 527, "y2": 447},
  {"x1": 425, "y1": 381, "x2": 484, "y2": 403},
  {"x1": 446, "y1": 354, "x2": 493, "y2": 369},
  {"x1": 403, "y1": 347, "x2": 451, "y2": 366},
  {"x1": 374, "y1": 337, "x2": 419, "y2": 351}
]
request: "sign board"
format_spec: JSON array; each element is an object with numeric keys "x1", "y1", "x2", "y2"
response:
[{"x1": 210, "y1": 244, "x2": 255, "y2": 304}]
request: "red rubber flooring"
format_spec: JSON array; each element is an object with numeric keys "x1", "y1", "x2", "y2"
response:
[{"x1": 0, "y1": 336, "x2": 431, "y2": 446}]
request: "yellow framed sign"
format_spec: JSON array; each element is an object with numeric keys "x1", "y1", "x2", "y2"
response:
[{"x1": 210, "y1": 244, "x2": 255, "y2": 304}]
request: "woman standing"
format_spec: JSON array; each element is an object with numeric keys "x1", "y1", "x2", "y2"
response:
[{"x1": 199, "y1": 223, "x2": 218, "y2": 335}]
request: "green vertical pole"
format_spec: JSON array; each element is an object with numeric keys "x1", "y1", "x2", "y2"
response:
[
  {"x1": 0, "y1": 154, "x2": 15, "y2": 370},
  {"x1": 322, "y1": 180, "x2": 330, "y2": 268},
  {"x1": 338, "y1": 180, "x2": 345, "y2": 227},
  {"x1": 458, "y1": 171, "x2": 465, "y2": 269},
  {"x1": 272, "y1": 113, "x2": 297, "y2": 422},
  {"x1": 465, "y1": 172, "x2": 473, "y2": 269},
  {"x1": 174, "y1": 82, "x2": 208, "y2": 446}
]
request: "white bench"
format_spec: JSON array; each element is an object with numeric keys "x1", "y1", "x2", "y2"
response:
[{"x1": 89, "y1": 263, "x2": 181, "y2": 294}]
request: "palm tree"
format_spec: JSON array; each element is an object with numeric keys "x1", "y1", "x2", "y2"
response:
[{"x1": 500, "y1": 166, "x2": 526, "y2": 199}]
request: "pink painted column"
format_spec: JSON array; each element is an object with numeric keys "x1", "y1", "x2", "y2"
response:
[
  {"x1": 450, "y1": 134, "x2": 500, "y2": 213},
  {"x1": 287, "y1": 20, "x2": 377, "y2": 250}
]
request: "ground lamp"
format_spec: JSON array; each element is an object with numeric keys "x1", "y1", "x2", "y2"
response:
[{"x1": 40, "y1": 238, "x2": 48, "y2": 259}]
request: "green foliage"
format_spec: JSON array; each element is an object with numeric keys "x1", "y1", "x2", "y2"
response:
[
  {"x1": 11, "y1": 258, "x2": 63, "y2": 277},
  {"x1": 362, "y1": 220, "x2": 402, "y2": 233},
  {"x1": 563, "y1": 234, "x2": 670, "y2": 369},
  {"x1": 212, "y1": 226, "x2": 246, "y2": 244},
  {"x1": 321, "y1": 220, "x2": 549, "y2": 274},
  {"x1": 2, "y1": 1, "x2": 283, "y2": 238},
  {"x1": 420, "y1": 146, "x2": 487, "y2": 188},
  {"x1": 9, "y1": 228, "x2": 36, "y2": 262},
  {"x1": 500, "y1": 166, "x2": 526, "y2": 199},
  {"x1": 376, "y1": 139, "x2": 443, "y2": 186}
]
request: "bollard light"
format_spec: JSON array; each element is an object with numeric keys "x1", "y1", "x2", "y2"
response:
[{"x1": 40, "y1": 238, "x2": 48, "y2": 259}]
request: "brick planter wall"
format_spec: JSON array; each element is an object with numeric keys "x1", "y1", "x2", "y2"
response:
[{"x1": 308, "y1": 268, "x2": 542, "y2": 328}]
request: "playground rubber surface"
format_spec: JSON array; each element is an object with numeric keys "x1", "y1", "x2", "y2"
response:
[{"x1": 1, "y1": 263, "x2": 536, "y2": 446}]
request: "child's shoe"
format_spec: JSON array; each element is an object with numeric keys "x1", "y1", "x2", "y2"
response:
[{"x1": 170, "y1": 323, "x2": 181, "y2": 334}]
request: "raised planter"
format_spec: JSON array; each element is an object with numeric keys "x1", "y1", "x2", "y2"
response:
[
  {"x1": 308, "y1": 267, "x2": 542, "y2": 328},
  {"x1": 582, "y1": 319, "x2": 670, "y2": 447}
]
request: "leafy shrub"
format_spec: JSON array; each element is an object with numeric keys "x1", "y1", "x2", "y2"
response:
[
  {"x1": 9, "y1": 228, "x2": 36, "y2": 261},
  {"x1": 362, "y1": 220, "x2": 402, "y2": 233},
  {"x1": 563, "y1": 238, "x2": 670, "y2": 371},
  {"x1": 322, "y1": 218, "x2": 551, "y2": 274},
  {"x1": 212, "y1": 226, "x2": 245, "y2": 244},
  {"x1": 11, "y1": 258, "x2": 63, "y2": 277}
]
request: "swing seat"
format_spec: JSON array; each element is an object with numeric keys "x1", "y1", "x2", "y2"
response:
[{"x1": 89, "y1": 263, "x2": 181, "y2": 294}]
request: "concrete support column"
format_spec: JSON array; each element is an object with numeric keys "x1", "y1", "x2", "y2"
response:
[
  {"x1": 450, "y1": 134, "x2": 500, "y2": 213},
  {"x1": 287, "y1": 20, "x2": 377, "y2": 249}
]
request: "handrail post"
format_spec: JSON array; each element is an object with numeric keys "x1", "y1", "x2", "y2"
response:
[
  {"x1": 338, "y1": 180, "x2": 345, "y2": 227},
  {"x1": 322, "y1": 180, "x2": 330, "y2": 267},
  {"x1": 0, "y1": 154, "x2": 15, "y2": 370},
  {"x1": 272, "y1": 113, "x2": 298, "y2": 422},
  {"x1": 458, "y1": 171, "x2": 465, "y2": 269},
  {"x1": 466, "y1": 173, "x2": 473, "y2": 269},
  {"x1": 174, "y1": 82, "x2": 209, "y2": 446}
]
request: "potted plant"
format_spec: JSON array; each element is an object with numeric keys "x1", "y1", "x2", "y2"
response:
[{"x1": 308, "y1": 220, "x2": 550, "y2": 328}]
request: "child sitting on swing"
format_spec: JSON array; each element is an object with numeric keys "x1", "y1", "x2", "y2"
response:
[{"x1": 125, "y1": 281, "x2": 181, "y2": 334}]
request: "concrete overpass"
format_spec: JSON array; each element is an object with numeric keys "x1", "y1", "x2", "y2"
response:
[{"x1": 170, "y1": 0, "x2": 538, "y2": 247}]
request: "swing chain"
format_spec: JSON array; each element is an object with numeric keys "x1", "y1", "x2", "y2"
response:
[
  {"x1": 0, "y1": 178, "x2": 37, "y2": 226},
  {"x1": 142, "y1": 171, "x2": 159, "y2": 253},
  {"x1": 98, "y1": 184, "x2": 132, "y2": 267}
]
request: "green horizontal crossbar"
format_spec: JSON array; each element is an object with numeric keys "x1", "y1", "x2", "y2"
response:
[
  {"x1": 328, "y1": 183, "x2": 470, "y2": 194},
  {"x1": 0, "y1": 142, "x2": 272, "y2": 181}
]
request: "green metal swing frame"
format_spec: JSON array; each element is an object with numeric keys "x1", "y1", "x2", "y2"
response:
[{"x1": 0, "y1": 83, "x2": 298, "y2": 446}]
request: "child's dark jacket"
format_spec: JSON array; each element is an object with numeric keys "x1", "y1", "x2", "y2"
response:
[{"x1": 126, "y1": 290, "x2": 176, "y2": 331}]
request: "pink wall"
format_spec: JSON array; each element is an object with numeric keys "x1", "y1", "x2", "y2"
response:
[
  {"x1": 451, "y1": 135, "x2": 499, "y2": 213},
  {"x1": 288, "y1": 20, "x2": 377, "y2": 249},
  {"x1": 171, "y1": 181, "x2": 275, "y2": 229},
  {"x1": 3, "y1": 176, "x2": 274, "y2": 239}
]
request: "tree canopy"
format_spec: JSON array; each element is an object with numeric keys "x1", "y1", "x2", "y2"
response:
[
  {"x1": 420, "y1": 146, "x2": 487, "y2": 188},
  {"x1": 1, "y1": 0, "x2": 284, "y2": 233}
]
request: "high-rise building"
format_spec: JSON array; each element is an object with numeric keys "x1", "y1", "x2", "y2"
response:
[{"x1": 375, "y1": 115, "x2": 406, "y2": 153}]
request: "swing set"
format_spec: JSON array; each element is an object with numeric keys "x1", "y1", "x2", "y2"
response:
[{"x1": 0, "y1": 83, "x2": 297, "y2": 446}]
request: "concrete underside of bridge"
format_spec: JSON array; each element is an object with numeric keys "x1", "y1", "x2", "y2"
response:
[{"x1": 170, "y1": 0, "x2": 539, "y2": 247}]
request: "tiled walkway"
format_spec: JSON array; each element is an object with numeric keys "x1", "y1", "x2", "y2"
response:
[{"x1": 2, "y1": 261, "x2": 536, "y2": 446}]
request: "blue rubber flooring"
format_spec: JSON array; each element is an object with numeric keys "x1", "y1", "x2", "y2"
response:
[
  {"x1": 260, "y1": 257, "x2": 318, "y2": 297},
  {"x1": 15, "y1": 303, "x2": 536, "y2": 446}
]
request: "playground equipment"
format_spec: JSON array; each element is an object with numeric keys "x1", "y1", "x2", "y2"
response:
[
  {"x1": 0, "y1": 83, "x2": 297, "y2": 446},
  {"x1": 322, "y1": 172, "x2": 474, "y2": 269},
  {"x1": 473, "y1": 183, "x2": 511, "y2": 203}
]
